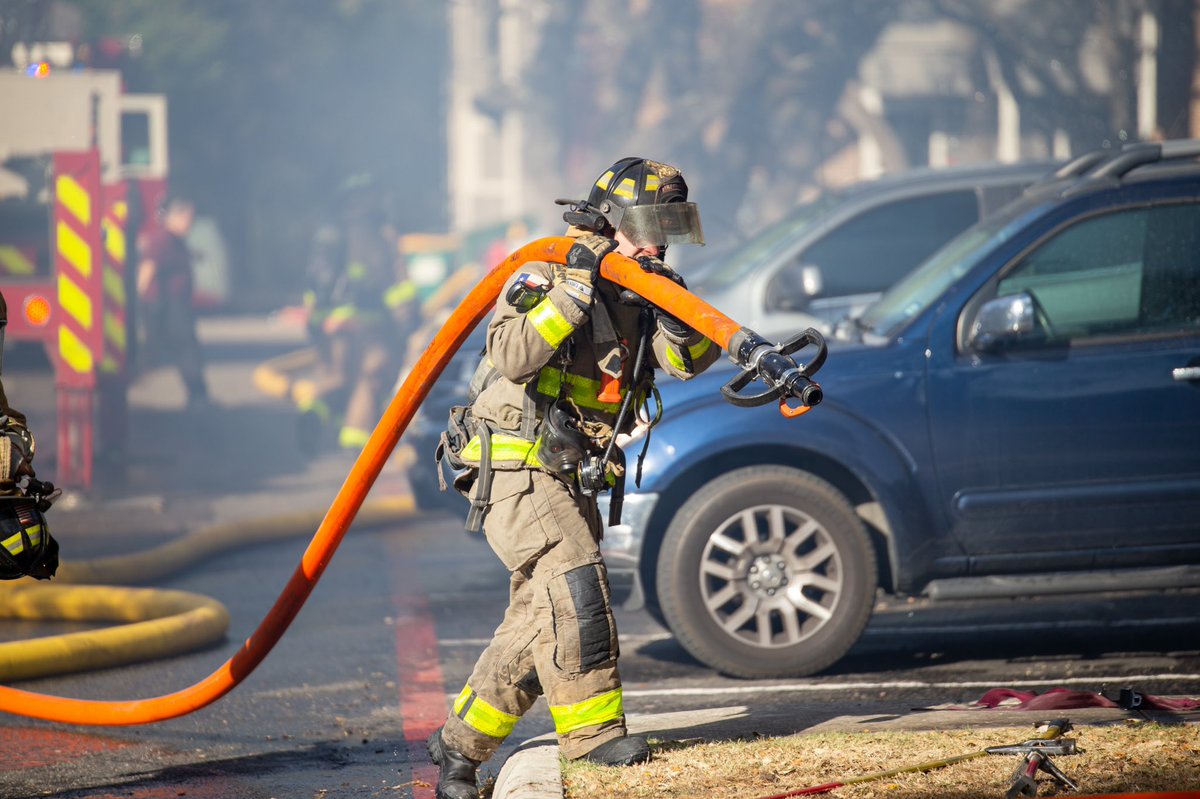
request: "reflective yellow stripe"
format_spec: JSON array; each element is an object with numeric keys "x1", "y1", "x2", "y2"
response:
[
  {"x1": 454, "y1": 685, "x2": 519, "y2": 740},
  {"x1": 527, "y1": 298, "x2": 575, "y2": 348},
  {"x1": 0, "y1": 246, "x2": 35, "y2": 275},
  {"x1": 58, "y1": 325, "x2": 93, "y2": 373},
  {"x1": 103, "y1": 218, "x2": 126, "y2": 263},
  {"x1": 611, "y1": 177, "x2": 636, "y2": 200},
  {"x1": 58, "y1": 272, "x2": 93, "y2": 329},
  {"x1": 595, "y1": 170, "x2": 614, "y2": 191},
  {"x1": 384, "y1": 280, "x2": 417, "y2": 308},
  {"x1": 645, "y1": 174, "x2": 660, "y2": 193},
  {"x1": 1, "y1": 524, "x2": 41, "y2": 557},
  {"x1": 460, "y1": 433, "x2": 539, "y2": 465},
  {"x1": 665, "y1": 337, "x2": 713, "y2": 372},
  {"x1": 549, "y1": 688, "x2": 624, "y2": 735},
  {"x1": 297, "y1": 395, "x2": 331, "y2": 421},
  {"x1": 57, "y1": 221, "x2": 92, "y2": 277},
  {"x1": 346, "y1": 261, "x2": 367, "y2": 281},
  {"x1": 56, "y1": 174, "x2": 91, "y2": 225},
  {"x1": 536, "y1": 369, "x2": 623, "y2": 413},
  {"x1": 338, "y1": 426, "x2": 371, "y2": 449},
  {"x1": 103, "y1": 265, "x2": 125, "y2": 305},
  {"x1": 327, "y1": 305, "x2": 357, "y2": 324}
]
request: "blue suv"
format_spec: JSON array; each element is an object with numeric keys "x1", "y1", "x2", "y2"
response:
[{"x1": 598, "y1": 140, "x2": 1200, "y2": 678}]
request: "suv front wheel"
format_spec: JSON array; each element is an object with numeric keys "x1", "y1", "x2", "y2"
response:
[{"x1": 656, "y1": 466, "x2": 877, "y2": 678}]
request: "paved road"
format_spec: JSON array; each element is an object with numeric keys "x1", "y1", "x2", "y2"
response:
[{"x1": 2, "y1": 315, "x2": 1198, "y2": 799}]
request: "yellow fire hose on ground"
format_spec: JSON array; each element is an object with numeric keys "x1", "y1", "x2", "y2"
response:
[
  {"x1": 0, "y1": 497, "x2": 416, "y2": 682},
  {"x1": 0, "y1": 238, "x2": 825, "y2": 725}
]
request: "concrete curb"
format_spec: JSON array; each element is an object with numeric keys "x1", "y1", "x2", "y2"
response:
[{"x1": 493, "y1": 734, "x2": 562, "y2": 799}]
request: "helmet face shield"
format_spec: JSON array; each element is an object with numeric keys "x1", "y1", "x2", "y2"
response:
[{"x1": 618, "y1": 202, "x2": 705, "y2": 248}]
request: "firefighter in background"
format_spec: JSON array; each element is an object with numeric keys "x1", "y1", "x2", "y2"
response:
[
  {"x1": 297, "y1": 175, "x2": 418, "y2": 452},
  {"x1": 0, "y1": 291, "x2": 59, "y2": 581},
  {"x1": 136, "y1": 194, "x2": 211, "y2": 411},
  {"x1": 428, "y1": 158, "x2": 718, "y2": 799}
]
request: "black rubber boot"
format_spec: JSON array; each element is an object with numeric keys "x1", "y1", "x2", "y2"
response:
[
  {"x1": 577, "y1": 734, "x2": 651, "y2": 766},
  {"x1": 427, "y1": 728, "x2": 481, "y2": 799}
]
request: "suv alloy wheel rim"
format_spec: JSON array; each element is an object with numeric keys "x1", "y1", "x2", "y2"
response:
[{"x1": 699, "y1": 504, "x2": 844, "y2": 648}]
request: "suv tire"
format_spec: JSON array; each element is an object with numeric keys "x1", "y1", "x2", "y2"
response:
[{"x1": 656, "y1": 466, "x2": 876, "y2": 678}]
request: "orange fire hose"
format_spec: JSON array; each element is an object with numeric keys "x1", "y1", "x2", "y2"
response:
[{"x1": 0, "y1": 237, "x2": 815, "y2": 725}]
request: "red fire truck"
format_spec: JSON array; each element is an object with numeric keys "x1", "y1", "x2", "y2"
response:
[{"x1": 0, "y1": 52, "x2": 169, "y2": 490}]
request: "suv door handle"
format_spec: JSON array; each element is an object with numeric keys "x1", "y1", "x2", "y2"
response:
[{"x1": 1172, "y1": 366, "x2": 1200, "y2": 381}]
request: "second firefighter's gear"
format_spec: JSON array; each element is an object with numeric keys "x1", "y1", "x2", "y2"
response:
[
  {"x1": 0, "y1": 482, "x2": 60, "y2": 581},
  {"x1": 427, "y1": 728, "x2": 481, "y2": 799}
]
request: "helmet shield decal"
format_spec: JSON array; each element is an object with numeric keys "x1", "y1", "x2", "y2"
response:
[{"x1": 619, "y1": 202, "x2": 705, "y2": 248}]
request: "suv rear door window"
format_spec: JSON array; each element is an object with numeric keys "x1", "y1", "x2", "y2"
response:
[{"x1": 798, "y1": 190, "x2": 979, "y2": 298}]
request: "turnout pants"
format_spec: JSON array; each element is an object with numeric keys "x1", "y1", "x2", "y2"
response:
[{"x1": 442, "y1": 468, "x2": 626, "y2": 762}]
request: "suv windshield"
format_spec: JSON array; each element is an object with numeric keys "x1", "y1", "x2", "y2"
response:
[
  {"x1": 696, "y1": 198, "x2": 834, "y2": 292},
  {"x1": 857, "y1": 203, "x2": 1045, "y2": 338}
]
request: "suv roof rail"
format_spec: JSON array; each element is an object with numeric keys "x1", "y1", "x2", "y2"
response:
[
  {"x1": 1053, "y1": 150, "x2": 1110, "y2": 179},
  {"x1": 1090, "y1": 138, "x2": 1200, "y2": 178}
]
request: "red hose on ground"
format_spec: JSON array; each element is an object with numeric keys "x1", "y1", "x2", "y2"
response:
[{"x1": 0, "y1": 237, "x2": 749, "y2": 725}]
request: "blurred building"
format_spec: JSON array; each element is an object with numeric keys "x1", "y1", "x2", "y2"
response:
[{"x1": 446, "y1": 1, "x2": 1197, "y2": 234}]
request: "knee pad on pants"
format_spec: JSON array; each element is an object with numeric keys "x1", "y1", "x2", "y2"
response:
[{"x1": 547, "y1": 560, "x2": 619, "y2": 674}]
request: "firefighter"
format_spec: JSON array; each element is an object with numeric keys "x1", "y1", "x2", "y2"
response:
[
  {"x1": 428, "y1": 158, "x2": 718, "y2": 799},
  {"x1": 297, "y1": 175, "x2": 418, "y2": 452},
  {"x1": 0, "y1": 291, "x2": 59, "y2": 581},
  {"x1": 136, "y1": 194, "x2": 210, "y2": 411}
]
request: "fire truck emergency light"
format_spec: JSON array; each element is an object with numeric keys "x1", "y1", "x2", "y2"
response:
[{"x1": 22, "y1": 295, "x2": 51, "y2": 327}]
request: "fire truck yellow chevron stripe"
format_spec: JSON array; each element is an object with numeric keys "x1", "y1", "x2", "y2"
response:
[
  {"x1": 59, "y1": 325, "x2": 94, "y2": 373},
  {"x1": 56, "y1": 174, "x2": 92, "y2": 225},
  {"x1": 0, "y1": 246, "x2": 35, "y2": 275},
  {"x1": 58, "y1": 272, "x2": 93, "y2": 330},
  {"x1": 104, "y1": 311, "x2": 126, "y2": 350},
  {"x1": 103, "y1": 266, "x2": 125, "y2": 305},
  {"x1": 57, "y1": 221, "x2": 92, "y2": 277},
  {"x1": 103, "y1": 218, "x2": 126, "y2": 263}
]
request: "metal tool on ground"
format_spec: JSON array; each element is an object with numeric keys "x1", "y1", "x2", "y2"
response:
[
  {"x1": 750, "y1": 718, "x2": 1077, "y2": 799},
  {"x1": 987, "y1": 718, "x2": 1079, "y2": 798}
]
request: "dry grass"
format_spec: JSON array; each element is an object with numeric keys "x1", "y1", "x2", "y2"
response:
[{"x1": 562, "y1": 721, "x2": 1200, "y2": 799}]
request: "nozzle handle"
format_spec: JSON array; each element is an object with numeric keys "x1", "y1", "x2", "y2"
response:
[{"x1": 721, "y1": 327, "x2": 827, "y2": 417}]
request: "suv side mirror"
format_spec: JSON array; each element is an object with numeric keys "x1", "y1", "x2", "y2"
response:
[
  {"x1": 969, "y1": 292, "x2": 1047, "y2": 352},
  {"x1": 766, "y1": 262, "x2": 824, "y2": 312}
]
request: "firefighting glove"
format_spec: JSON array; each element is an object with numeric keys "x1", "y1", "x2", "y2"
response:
[
  {"x1": 0, "y1": 418, "x2": 33, "y2": 485},
  {"x1": 561, "y1": 235, "x2": 617, "y2": 310},
  {"x1": 629, "y1": 257, "x2": 698, "y2": 342},
  {"x1": 636, "y1": 255, "x2": 687, "y2": 289}
]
